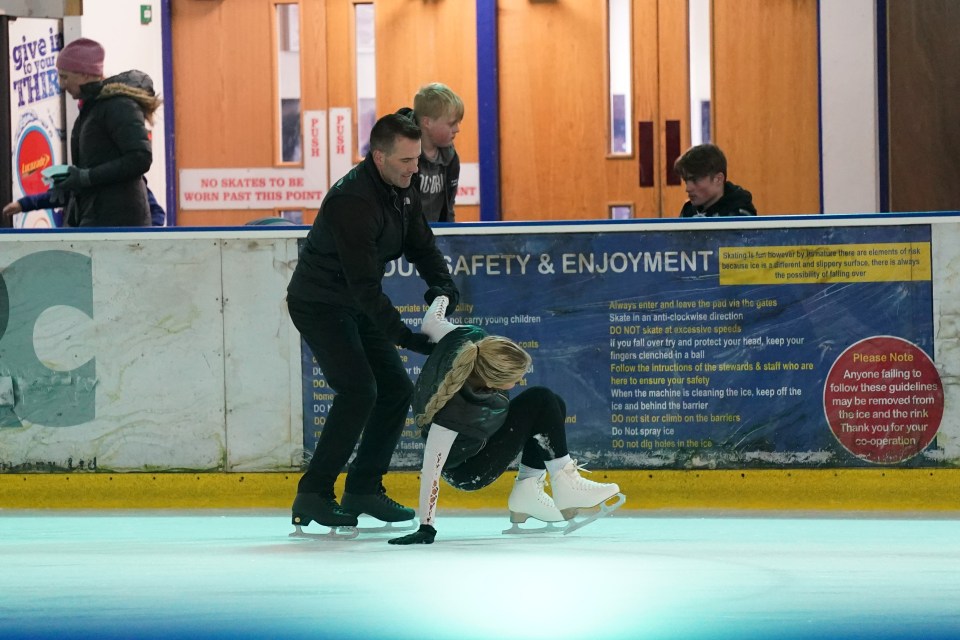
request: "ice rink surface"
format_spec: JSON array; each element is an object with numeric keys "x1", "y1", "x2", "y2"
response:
[{"x1": 2, "y1": 509, "x2": 959, "y2": 640}]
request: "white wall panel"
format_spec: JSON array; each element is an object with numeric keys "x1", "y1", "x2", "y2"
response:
[
  {"x1": 819, "y1": 0, "x2": 880, "y2": 214},
  {"x1": 1, "y1": 237, "x2": 227, "y2": 471},
  {"x1": 220, "y1": 237, "x2": 302, "y2": 471}
]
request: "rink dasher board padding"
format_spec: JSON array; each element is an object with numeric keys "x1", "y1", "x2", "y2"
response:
[
  {"x1": 1, "y1": 469, "x2": 959, "y2": 512},
  {"x1": 0, "y1": 213, "x2": 959, "y2": 498}
]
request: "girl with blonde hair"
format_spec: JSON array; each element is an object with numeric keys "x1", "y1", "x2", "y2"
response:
[{"x1": 389, "y1": 295, "x2": 621, "y2": 545}]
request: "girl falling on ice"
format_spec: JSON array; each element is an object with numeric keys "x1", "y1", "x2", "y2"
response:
[{"x1": 389, "y1": 294, "x2": 624, "y2": 545}]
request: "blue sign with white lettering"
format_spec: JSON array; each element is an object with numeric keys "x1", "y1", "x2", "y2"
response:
[{"x1": 300, "y1": 224, "x2": 940, "y2": 469}]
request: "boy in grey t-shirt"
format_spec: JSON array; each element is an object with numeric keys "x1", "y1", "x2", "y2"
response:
[{"x1": 398, "y1": 83, "x2": 463, "y2": 223}]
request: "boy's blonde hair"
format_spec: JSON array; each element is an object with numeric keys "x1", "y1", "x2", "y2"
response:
[
  {"x1": 413, "y1": 82, "x2": 464, "y2": 122},
  {"x1": 416, "y1": 336, "x2": 531, "y2": 427}
]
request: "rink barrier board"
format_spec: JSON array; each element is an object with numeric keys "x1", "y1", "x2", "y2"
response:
[
  {"x1": 1, "y1": 213, "x2": 960, "y2": 474},
  {"x1": 1, "y1": 469, "x2": 958, "y2": 512}
]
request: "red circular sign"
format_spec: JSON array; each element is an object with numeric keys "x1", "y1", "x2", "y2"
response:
[
  {"x1": 824, "y1": 336, "x2": 943, "y2": 464},
  {"x1": 16, "y1": 126, "x2": 55, "y2": 196}
]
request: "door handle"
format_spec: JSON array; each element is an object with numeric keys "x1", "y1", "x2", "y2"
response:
[
  {"x1": 665, "y1": 120, "x2": 681, "y2": 186},
  {"x1": 638, "y1": 121, "x2": 654, "y2": 187}
]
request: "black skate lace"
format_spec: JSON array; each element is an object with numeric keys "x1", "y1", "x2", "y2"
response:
[
  {"x1": 376, "y1": 486, "x2": 403, "y2": 508},
  {"x1": 432, "y1": 296, "x2": 448, "y2": 319}
]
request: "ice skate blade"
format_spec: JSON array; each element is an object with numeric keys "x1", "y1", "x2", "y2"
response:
[
  {"x1": 502, "y1": 521, "x2": 566, "y2": 535},
  {"x1": 502, "y1": 510, "x2": 565, "y2": 534},
  {"x1": 557, "y1": 488, "x2": 625, "y2": 520},
  {"x1": 562, "y1": 492, "x2": 626, "y2": 536},
  {"x1": 355, "y1": 520, "x2": 417, "y2": 534},
  {"x1": 289, "y1": 524, "x2": 360, "y2": 540},
  {"x1": 289, "y1": 520, "x2": 417, "y2": 540},
  {"x1": 508, "y1": 510, "x2": 565, "y2": 525}
]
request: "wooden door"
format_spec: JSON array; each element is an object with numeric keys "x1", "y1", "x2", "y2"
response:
[
  {"x1": 172, "y1": 0, "x2": 479, "y2": 225},
  {"x1": 712, "y1": 0, "x2": 821, "y2": 215},
  {"x1": 886, "y1": 0, "x2": 960, "y2": 212},
  {"x1": 639, "y1": 0, "x2": 691, "y2": 218},
  {"x1": 172, "y1": 0, "x2": 315, "y2": 225},
  {"x1": 372, "y1": 0, "x2": 480, "y2": 222},
  {"x1": 498, "y1": 0, "x2": 690, "y2": 221},
  {"x1": 171, "y1": 0, "x2": 354, "y2": 226}
]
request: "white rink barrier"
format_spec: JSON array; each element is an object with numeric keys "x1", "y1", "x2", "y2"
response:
[
  {"x1": 0, "y1": 229, "x2": 303, "y2": 472},
  {"x1": 1, "y1": 212, "x2": 959, "y2": 472}
]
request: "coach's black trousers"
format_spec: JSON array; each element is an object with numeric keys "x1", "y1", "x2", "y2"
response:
[{"x1": 287, "y1": 295, "x2": 413, "y2": 496}]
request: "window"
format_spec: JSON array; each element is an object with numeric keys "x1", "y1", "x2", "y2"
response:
[
  {"x1": 276, "y1": 3, "x2": 302, "y2": 163},
  {"x1": 688, "y1": 0, "x2": 712, "y2": 145},
  {"x1": 355, "y1": 3, "x2": 376, "y2": 158},
  {"x1": 608, "y1": 0, "x2": 632, "y2": 154}
]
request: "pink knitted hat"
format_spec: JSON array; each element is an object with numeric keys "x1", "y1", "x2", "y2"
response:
[{"x1": 56, "y1": 38, "x2": 105, "y2": 76}]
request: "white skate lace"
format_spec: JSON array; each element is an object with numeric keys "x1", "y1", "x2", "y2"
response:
[
  {"x1": 422, "y1": 296, "x2": 456, "y2": 342},
  {"x1": 566, "y1": 460, "x2": 607, "y2": 490},
  {"x1": 570, "y1": 460, "x2": 591, "y2": 474},
  {"x1": 536, "y1": 476, "x2": 553, "y2": 505}
]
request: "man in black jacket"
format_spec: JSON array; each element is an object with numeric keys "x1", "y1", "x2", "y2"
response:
[
  {"x1": 287, "y1": 113, "x2": 459, "y2": 529},
  {"x1": 675, "y1": 143, "x2": 757, "y2": 218}
]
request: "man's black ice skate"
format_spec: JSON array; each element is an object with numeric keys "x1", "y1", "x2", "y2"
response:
[
  {"x1": 291, "y1": 492, "x2": 358, "y2": 528},
  {"x1": 341, "y1": 485, "x2": 415, "y2": 523}
]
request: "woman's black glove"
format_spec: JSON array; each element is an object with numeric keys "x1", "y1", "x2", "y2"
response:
[
  {"x1": 424, "y1": 286, "x2": 459, "y2": 316},
  {"x1": 48, "y1": 188, "x2": 69, "y2": 206},
  {"x1": 388, "y1": 524, "x2": 437, "y2": 545},
  {"x1": 55, "y1": 166, "x2": 92, "y2": 191}
]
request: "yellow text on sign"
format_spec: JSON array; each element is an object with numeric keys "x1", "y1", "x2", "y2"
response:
[{"x1": 719, "y1": 243, "x2": 931, "y2": 285}]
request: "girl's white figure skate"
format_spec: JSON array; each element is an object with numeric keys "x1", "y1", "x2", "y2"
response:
[
  {"x1": 502, "y1": 470, "x2": 566, "y2": 534},
  {"x1": 549, "y1": 459, "x2": 626, "y2": 535},
  {"x1": 422, "y1": 295, "x2": 456, "y2": 342}
]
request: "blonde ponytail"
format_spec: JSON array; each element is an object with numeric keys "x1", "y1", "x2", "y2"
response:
[{"x1": 416, "y1": 336, "x2": 531, "y2": 427}]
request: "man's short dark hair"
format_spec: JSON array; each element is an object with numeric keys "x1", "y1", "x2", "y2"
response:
[
  {"x1": 370, "y1": 113, "x2": 421, "y2": 155},
  {"x1": 674, "y1": 143, "x2": 727, "y2": 181}
]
